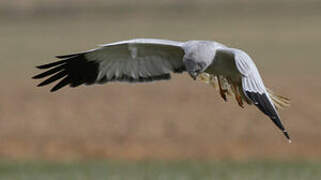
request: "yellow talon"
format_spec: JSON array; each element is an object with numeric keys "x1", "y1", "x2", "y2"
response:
[{"x1": 197, "y1": 73, "x2": 211, "y2": 83}]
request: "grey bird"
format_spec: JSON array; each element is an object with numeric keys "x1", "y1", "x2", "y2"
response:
[{"x1": 33, "y1": 38, "x2": 291, "y2": 142}]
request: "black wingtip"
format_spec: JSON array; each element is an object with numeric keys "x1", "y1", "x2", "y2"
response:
[
  {"x1": 282, "y1": 130, "x2": 292, "y2": 143},
  {"x1": 36, "y1": 65, "x2": 45, "y2": 69},
  {"x1": 32, "y1": 74, "x2": 40, "y2": 79},
  {"x1": 56, "y1": 53, "x2": 82, "y2": 59},
  {"x1": 36, "y1": 71, "x2": 67, "y2": 87},
  {"x1": 37, "y1": 82, "x2": 46, "y2": 87},
  {"x1": 50, "y1": 88, "x2": 58, "y2": 92},
  {"x1": 246, "y1": 91, "x2": 291, "y2": 142},
  {"x1": 56, "y1": 55, "x2": 69, "y2": 59},
  {"x1": 50, "y1": 76, "x2": 70, "y2": 92},
  {"x1": 37, "y1": 81, "x2": 50, "y2": 87},
  {"x1": 36, "y1": 60, "x2": 67, "y2": 69}
]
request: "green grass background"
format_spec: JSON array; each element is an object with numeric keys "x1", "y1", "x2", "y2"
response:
[{"x1": 1, "y1": 160, "x2": 321, "y2": 180}]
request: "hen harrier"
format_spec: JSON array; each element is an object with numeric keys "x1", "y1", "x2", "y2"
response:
[{"x1": 33, "y1": 38, "x2": 291, "y2": 142}]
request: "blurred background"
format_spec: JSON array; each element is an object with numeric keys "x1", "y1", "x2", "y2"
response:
[{"x1": 0, "y1": 0, "x2": 321, "y2": 179}]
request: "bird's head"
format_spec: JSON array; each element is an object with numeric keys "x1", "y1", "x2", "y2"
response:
[{"x1": 184, "y1": 58, "x2": 207, "y2": 80}]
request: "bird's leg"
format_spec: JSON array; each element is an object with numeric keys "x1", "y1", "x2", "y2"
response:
[
  {"x1": 232, "y1": 83, "x2": 244, "y2": 108},
  {"x1": 217, "y1": 76, "x2": 227, "y2": 102},
  {"x1": 209, "y1": 75, "x2": 218, "y2": 89}
]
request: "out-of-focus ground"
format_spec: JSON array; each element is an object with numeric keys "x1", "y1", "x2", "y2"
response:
[
  {"x1": 1, "y1": 160, "x2": 321, "y2": 180},
  {"x1": 0, "y1": 0, "x2": 321, "y2": 161}
]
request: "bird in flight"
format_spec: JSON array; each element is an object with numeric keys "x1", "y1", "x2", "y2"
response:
[{"x1": 33, "y1": 38, "x2": 291, "y2": 142}]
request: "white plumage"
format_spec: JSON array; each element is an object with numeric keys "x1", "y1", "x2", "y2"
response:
[{"x1": 33, "y1": 38, "x2": 291, "y2": 142}]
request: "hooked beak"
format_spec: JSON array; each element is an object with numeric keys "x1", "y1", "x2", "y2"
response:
[{"x1": 189, "y1": 72, "x2": 198, "y2": 80}]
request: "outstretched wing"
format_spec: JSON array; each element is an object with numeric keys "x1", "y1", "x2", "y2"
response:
[
  {"x1": 33, "y1": 39, "x2": 186, "y2": 92},
  {"x1": 212, "y1": 48, "x2": 291, "y2": 141}
]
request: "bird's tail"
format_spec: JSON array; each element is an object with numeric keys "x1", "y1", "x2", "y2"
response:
[{"x1": 267, "y1": 89, "x2": 290, "y2": 110}]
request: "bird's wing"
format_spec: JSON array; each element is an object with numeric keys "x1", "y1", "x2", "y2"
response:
[
  {"x1": 209, "y1": 48, "x2": 290, "y2": 141},
  {"x1": 33, "y1": 39, "x2": 186, "y2": 92}
]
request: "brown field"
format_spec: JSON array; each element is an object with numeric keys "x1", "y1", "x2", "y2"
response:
[{"x1": 0, "y1": 1, "x2": 321, "y2": 161}]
